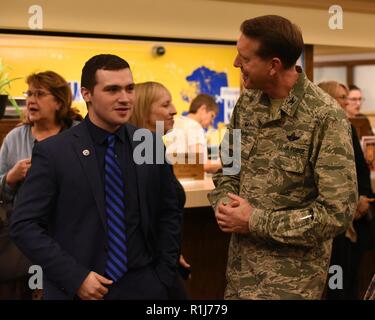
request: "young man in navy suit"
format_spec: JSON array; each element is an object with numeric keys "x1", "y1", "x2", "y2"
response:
[{"x1": 10, "y1": 54, "x2": 183, "y2": 300}]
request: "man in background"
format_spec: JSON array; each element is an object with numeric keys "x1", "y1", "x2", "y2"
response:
[
  {"x1": 347, "y1": 84, "x2": 373, "y2": 138},
  {"x1": 169, "y1": 93, "x2": 221, "y2": 173}
]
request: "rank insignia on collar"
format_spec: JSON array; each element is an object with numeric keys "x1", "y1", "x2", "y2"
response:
[{"x1": 289, "y1": 97, "x2": 296, "y2": 103}]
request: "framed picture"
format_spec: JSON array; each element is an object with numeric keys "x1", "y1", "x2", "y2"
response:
[{"x1": 361, "y1": 136, "x2": 375, "y2": 172}]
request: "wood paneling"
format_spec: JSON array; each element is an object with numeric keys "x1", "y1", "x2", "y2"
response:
[
  {"x1": 304, "y1": 44, "x2": 314, "y2": 82},
  {"x1": 181, "y1": 206, "x2": 230, "y2": 299}
]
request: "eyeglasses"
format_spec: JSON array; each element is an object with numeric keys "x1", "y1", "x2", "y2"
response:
[
  {"x1": 335, "y1": 95, "x2": 348, "y2": 101},
  {"x1": 348, "y1": 97, "x2": 365, "y2": 102},
  {"x1": 23, "y1": 90, "x2": 52, "y2": 98}
]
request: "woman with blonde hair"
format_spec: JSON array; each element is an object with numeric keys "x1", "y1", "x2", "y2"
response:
[
  {"x1": 129, "y1": 81, "x2": 190, "y2": 299},
  {"x1": 129, "y1": 81, "x2": 175, "y2": 132},
  {"x1": 0, "y1": 70, "x2": 82, "y2": 299},
  {"x1": 317, "y1": 81, "x2": 350, "y2": 110}
]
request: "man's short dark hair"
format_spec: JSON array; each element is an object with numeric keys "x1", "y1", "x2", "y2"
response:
[
  {"x1": 81, "y1": 54, "x2": 130, "y2": 92},
  {"x1": 189, "y1": 93, "x2": 218, "y2": 114},
  {"x1": 240, "y1": 15, "x2": 304, "y2": 69},
  {"x1": 349, "y1": 84, "x2": 360, "y2": 91}
]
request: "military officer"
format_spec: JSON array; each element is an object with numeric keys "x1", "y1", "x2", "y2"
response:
[{"x1": 209, "y1": 15, "x2": 358, "y2": 300}]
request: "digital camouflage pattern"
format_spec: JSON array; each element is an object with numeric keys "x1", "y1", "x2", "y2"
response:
[
  {"x1": 209, "y1": 68, "x2": 358, "y2": 300},
  {"x1": 364, "y1": 274, "x2": 375, "y2": 300}
]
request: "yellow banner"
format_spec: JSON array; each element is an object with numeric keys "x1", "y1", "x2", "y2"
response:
[{"x1": 1, "y1": 34, "x2": 242, "y2": 146}]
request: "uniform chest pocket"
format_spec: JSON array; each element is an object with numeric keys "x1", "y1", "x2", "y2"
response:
[
  {"x1": 269, "y1": 129, "x2": 312, "y2": 174},
  {"x1": 257, "y1": 122, "x2": 313, "y2": 169},
  {"x1": 272, "y1": 154, "x2": 307, "y2": 174}
]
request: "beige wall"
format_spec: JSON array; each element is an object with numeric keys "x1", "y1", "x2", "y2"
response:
[{"x1": 1, "y1": 0, "x2": 375, "y2": 48}]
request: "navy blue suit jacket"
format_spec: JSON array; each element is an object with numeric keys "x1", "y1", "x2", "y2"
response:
[{"x1": 10, "y1": 121, "x2": 182, "y2": 299}]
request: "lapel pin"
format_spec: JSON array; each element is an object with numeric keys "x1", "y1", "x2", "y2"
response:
[{"x1": 82, "y1": 149, "x2": 90, "y2": 156}]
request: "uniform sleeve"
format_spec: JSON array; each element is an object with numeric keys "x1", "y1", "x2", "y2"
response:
[
  {"x1": 248, "y1": 112, "x2": 358, "y2": 248},
  {"x1": 364, "y1": 274, "x2": 375, "y2": 300},
  {"x1": 208, "y1": 96, "x2": 242, "y2": 209}
]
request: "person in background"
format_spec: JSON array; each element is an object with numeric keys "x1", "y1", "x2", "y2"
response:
[
  {"x1": 129, "y1": 81, "x2": 190, "y2": 299},
  {"x1": 0, "y1": 70, "x2": 82, "y2": 299},
  {"x1": 169, "y1": 93, "x2": 221, "y2": 173},
  {"x1": 10, "y1": 54, "x2": 182, "y2": 300},
  {"x1": 318, "y1": 80, "x2": 375, "y2": 300},
  {"x1": 347, "y1": 84, "x2": 373, "y2": 138},
  {"x1": 347, "y1": 84, "x2": 365, "y2": 118},
  {"x1": 209, "y1": 15, "x2": 357, "y2": 300}
]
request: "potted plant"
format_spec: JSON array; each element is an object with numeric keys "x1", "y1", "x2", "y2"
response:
[{"x1": 0, "y1": 58, "x2": 21, "y2": 119}]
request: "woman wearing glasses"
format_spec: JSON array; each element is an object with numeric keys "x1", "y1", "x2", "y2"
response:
[
  {"x1": 347, "y1": 84, "x2": 365, "y2": 118},
  {"x1": 0, "y1": 70, "x2": 82, "y2": 299},
  {"x1": 347, "y1": 85, "x2": 373, "y2": 138}
]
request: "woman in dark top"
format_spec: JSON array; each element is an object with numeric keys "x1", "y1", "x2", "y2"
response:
[
  {"x1": 129, "y1": 81, "x2": 190, "y2": 299},
  {"x1": 318, "y1": 81, "x2": 375, "y2": 299}
]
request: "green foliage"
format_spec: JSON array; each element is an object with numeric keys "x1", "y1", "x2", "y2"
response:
[{"x1": 0, "y1": 58, "x2": 22, "y2": 115}]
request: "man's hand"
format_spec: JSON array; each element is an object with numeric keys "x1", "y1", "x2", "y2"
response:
[
  {"x1": 215, "y1": 193, "x2": 253, "y2": 234},
  {"x1": 6, "y1": 158, "x2": 32, "y2": 187},
  {"x1": 179, "y1": 254, "x2": 190, "y2": 269},
  {"x1": 354, "y1": 196, "x2": 375, "y2": 220},
  {"x1": 179, "y1": 254, "x2": 192, "y2": 280},
  {"x1": 77, "y1": 272, "x2": 113, "y2": 300}
]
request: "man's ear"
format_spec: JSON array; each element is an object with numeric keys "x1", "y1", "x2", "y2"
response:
[
  {"x1": 269, "y1": 58, "x2": 282, "y2": 76},
  {"x1": 81, "y1": 87, "x2": 92, "y2": 104}
]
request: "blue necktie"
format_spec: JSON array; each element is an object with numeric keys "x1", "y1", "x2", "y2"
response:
[{"x1": 104, "y1": 134, "x2": 128, "y2": 281}]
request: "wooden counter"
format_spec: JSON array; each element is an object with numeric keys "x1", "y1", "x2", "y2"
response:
[
  {"x1": 178, "y1": 176, "x2": 230, "y2": 299},
  {"x1": 180, "y1": 177, "x2": 215, "y2": 208}
]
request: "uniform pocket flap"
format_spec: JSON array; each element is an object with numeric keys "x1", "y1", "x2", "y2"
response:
[{"x1": 272, "y1": 155, "x2": 307, "y2": 173}]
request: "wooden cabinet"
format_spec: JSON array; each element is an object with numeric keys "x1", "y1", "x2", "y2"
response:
[
  {"x1": 0, "y1": 119, "x2": 21, "y2": 147},
  {"x1": 182, "y1": 206, "x2": 230, "y2": 299}
]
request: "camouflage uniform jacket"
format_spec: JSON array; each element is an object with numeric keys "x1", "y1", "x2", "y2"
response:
[
  {"x1": 208, "y1": 69, "x2": 358, "y2": 300},
  {"x1": 364, "y1": 274, "x2": 375, "y2": 300}
]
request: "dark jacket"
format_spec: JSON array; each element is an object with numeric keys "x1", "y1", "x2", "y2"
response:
[
  {"x1": 10, "y1": 121, "x2": 182, "y2": 299},
  {"x1": 351, "y1": 126, "x2": 375, "y2": 249}
]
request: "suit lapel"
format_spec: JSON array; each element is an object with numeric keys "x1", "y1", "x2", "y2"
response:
[{"x1": 71, "y1": 122, "x2": 107, "y2": 232}]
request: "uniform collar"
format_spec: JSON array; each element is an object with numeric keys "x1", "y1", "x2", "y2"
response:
[
  {"x1": 280, "y1": 65, "x2": 305, "y2": 118},
  {"x1": 255, "y1": 65, "x2": 306, "y2": 122}
]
